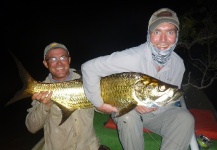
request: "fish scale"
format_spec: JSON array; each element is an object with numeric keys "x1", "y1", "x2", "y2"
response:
[{"x1": 6, "y1": 52, "x2": 183, "y2": 125}]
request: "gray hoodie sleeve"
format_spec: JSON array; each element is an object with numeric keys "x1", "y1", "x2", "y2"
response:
[{"x1": 81, "y1": 44, "x2": 146, "y2": 107}]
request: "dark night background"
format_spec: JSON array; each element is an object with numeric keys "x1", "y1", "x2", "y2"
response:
[
  {"x1": 2, "y1": 0, "x2": 216, "y2": 108},
  {"x1": 1, "y1": 0, "x2": 217, "y2": 149}
]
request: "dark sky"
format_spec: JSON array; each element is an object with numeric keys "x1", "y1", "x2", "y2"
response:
[
  {"x1": 2, "y1": 1, "x2": 195, "y2": 71},
  {"x1": 2, "y1": 0, "x2": 216, "y2": 109}
]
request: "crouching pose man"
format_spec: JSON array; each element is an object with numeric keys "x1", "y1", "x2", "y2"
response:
[{"x1": 81, "y1": 8, "x2": 195, "y2": 150}]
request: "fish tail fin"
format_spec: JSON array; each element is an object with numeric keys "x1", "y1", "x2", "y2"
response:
[
  {"x1": 5, "y1": 91, "x2": 32, "y2": 106},
  {"x1": 5, "y1": 51, "x2": 36, "y2": 106}
]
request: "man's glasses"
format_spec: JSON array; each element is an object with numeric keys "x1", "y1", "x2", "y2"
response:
[{"x1": 46, "y1": 56, "x2": 70, "y2": 63}]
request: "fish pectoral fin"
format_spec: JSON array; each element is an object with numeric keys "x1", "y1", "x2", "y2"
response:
[
  {"x1": 115, "y1": 103, "x2": 137, "y2": 117},
  {"x1": 53, "y1": 102, "x2": 76, "y2": 126}
]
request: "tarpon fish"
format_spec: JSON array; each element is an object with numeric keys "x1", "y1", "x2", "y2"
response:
[{"x1": 6, "y1": 52, "x2": 183, "y2": 125}]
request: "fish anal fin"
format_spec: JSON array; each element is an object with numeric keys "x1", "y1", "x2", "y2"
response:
[
  {"x1": 115, "y1": 103, "x2": 137, "y2": 117},
  {"x1": 53, "y1": 102, "x2": 76, "y2": 126}
]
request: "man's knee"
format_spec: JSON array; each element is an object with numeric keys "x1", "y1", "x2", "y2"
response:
[
  {"x1": 178, "y1": 110, "x2": 195, "y2": 128},
  {"x1": 113, "y1": 112, "x2": 141, "y2": 130}
]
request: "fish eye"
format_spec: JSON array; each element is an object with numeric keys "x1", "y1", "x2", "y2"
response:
[{"x1": 158, "y1": 85, "x2": 166, "y2": 91}]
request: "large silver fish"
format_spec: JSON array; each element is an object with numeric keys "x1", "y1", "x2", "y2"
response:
[{"x1": 6, "y1": 52, "x2": 183, "y2": 125}]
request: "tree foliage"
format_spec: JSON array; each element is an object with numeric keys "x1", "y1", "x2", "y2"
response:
[{"x1": 177, "y1": 0, "x2": 217, "y2": 89}]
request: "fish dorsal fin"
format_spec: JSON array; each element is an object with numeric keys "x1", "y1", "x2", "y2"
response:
[
  {"x1": 115, "y1": 103, "x2": 137, "y2": 117},
  {"x1": 53, "y1": 102, "x2": 76, "y2": 126}
]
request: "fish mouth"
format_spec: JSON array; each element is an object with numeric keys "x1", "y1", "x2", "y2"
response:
[
  {"x1": 173, "y1": 89, "x2": 184, "y2": 100},
  {"x1": 134, "y1": 86, "x2": 184, "y2": 108},
  {"x1": 154, "y1": 89, "x2": 184, "y2": 106}
]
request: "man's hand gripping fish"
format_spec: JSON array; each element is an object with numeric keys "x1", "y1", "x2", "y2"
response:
[{"x1": 6, "y1": 52, "x2": 183, "y2": 125}]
